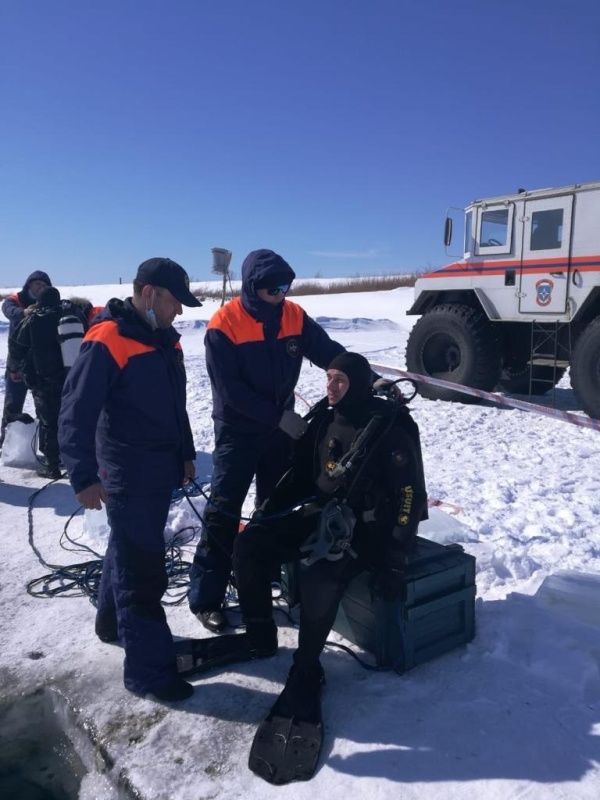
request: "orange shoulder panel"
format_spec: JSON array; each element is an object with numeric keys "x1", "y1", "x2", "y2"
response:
[
  {"x1": 278, "y1": 300, "x2": 305, "y2": 339},
  {"x1": 84, "y1": 321, "x2": 155, "y2": 369},
  {"x1": 207, "y1": 297, "x2": 265, "y2": 344}
]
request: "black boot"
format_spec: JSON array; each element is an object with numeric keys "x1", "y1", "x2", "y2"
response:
[
  {"x1": 268, "y1": 663, "x2": 325, "y2": 724},
  {"x1": 36, "y1": 463, "x2": 63, "y2": 480},
  {"x1": 129, "y1": 678, "x2": 194, "y2": 703},
  {"x1": 95, "y1": 613, "x2": 119, "y2": 644},
  {"x1": 246, "y1": 619, "x2": 278, "y2": 658},
  {"x1": 150, "y1": 678, "x2": 194, "y2": 702},
  {"x1": 196, "y1": 608, "x2": 229, "y2": 633}
]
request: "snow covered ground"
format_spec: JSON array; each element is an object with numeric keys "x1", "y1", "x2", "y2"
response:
[{"x1": 0, "y1": 283, "x2": 599, "y2": 799}]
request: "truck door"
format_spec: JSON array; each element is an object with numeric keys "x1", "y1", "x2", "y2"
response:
[{"x1": 518, "y1": 195, "x2": 573, "y2": 313}]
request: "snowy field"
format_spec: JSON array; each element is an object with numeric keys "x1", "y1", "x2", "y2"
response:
[{"x1": 0, "y1": 283, "x2": 599, "y2": 799}]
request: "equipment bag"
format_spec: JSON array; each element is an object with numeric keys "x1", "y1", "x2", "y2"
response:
[{"x1": 0, "y1": 418, "x2": 39, "y2": 468}]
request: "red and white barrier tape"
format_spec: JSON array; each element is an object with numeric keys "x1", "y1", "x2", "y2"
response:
[
  {"x1": 370, "y1": 363, "x2": 600, "y2": 433},
  {"x1": 428, "y1": 498, "x2": 462, "y2": 515},
  {"x1": 294, "y1": 390, "x2": 312, "y2": 409}
]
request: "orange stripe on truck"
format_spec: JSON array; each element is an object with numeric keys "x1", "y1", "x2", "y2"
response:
[{"x1": 422, "y1": 254, "x2": 600, "y2": 279}]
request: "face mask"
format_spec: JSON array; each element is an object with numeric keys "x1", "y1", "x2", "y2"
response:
[{"x1": 145, "y1": 290, "x2": 158, "y2": 330}]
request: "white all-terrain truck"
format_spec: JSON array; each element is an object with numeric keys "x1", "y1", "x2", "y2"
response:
[{"x1": 405, "y1": 181, "x2": 600, "y2": 419}]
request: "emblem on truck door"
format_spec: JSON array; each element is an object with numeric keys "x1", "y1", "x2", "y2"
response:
[{"x1": 535, "y1": 278, "x2": 554, "y2": 306}]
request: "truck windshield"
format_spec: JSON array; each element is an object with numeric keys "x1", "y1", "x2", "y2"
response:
[{"x1": 480, "y1": 208, "x2": 509, "y2": 247}]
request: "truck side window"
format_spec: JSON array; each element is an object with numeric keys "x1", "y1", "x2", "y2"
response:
[
  {"x1": 480, "y1": 208, "x2": 509, "y2": 247},
  {"x1": 530, "y1": 209, "x2": 563, "y2": 250}
]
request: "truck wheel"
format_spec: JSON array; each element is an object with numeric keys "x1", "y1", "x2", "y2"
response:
[
  {"x1": 405, "y1": 304, "x2": 501, "y2": 402},
  {"x1": 498, "y1": 364, "x2": 567, "y2": 395},
  {"x1": 570, "y1": 318, "x2": 600, "y2": 419}
]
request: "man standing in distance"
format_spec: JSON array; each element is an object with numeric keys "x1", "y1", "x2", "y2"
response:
[
  {"x1": 188, "y1": 248, "x2": 347, "y2": 633},
  {"x1": 8, "y1": 286, "x2": 76, "y2": 479},
  {"x1": 59, "y1": 258, "x2": 200, "y2": 702},
  {"x1": 1, "y1": 270, "x2": 52, "y2": 450}
]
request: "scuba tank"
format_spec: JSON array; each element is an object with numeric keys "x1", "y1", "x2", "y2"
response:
[{"x1": 57, "y1": 308, "x2": 85, "y2": 368}]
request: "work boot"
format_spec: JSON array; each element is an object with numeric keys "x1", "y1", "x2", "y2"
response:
[
  {"x1": 131, "y1": 678, "x2": 194, "y2": 703},
  {"x1": 39, "y1": 452, "x2": 65, "y2": 468},
  {"x1": 268, "y1": 663, "x2": 325, "y2": 723},
  {"x1": 36, "y1": 463, "x2": 63, "y2": 480},
  {"x1": 95, "y1": 613, "x2": 119, "y2": 644},
  {"x1": 151, "y1": 678, "x2": 194, "y2": 702},
  {"x1": 196, "y1": 608, "x2": 229, "y2": 633}
]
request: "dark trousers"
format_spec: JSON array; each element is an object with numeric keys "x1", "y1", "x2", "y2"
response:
[
  {"x1": 31, "y1": 380, "x2": 63, "y2": 467},
  {"x1": 188, "y1": 421, "x2": 292, "y2": 614},
  {"x1": 0, "y1": 370, "x2": 28, "y2": 447},
  {"x1": 233, "y1": 511, "x2": 364, "y2": 668},
  {"x1": 96, "y1": 492, "x2": 178, "y2": 694}
]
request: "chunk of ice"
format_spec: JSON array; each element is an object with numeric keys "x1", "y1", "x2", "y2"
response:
[{"x1": 535, "y1": 570, "x2": 600, "y2": 626}]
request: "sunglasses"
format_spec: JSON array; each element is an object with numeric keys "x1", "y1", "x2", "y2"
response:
[{"x1": 266, "y1": 284, "x2": 290, "y2": 296}]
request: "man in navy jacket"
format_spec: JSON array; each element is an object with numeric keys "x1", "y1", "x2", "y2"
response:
[
  {"x1": 59, "y1": 258, "x2": 200, "y2": 702},
  {"x1": 188, "y1": 249, "x2": 346, "y2": 633},
  {"x1": 1, "y1": 270, "x2": 52, "y2": 449}
]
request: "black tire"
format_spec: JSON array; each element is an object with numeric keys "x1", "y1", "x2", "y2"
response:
[
  {"x1": 405, "y1": 304, "x2": 501, "y2": 402},
  {"x1": 497, "y1": 364, "x2": 567, "y2": 395},
  {"x1": 570, "y1": 318, "x2": 600, "y2": 419}
]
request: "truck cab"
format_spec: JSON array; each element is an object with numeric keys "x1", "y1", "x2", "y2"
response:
[{"x1": 405, "y1": 182, "x2": 600, "y2": 418}]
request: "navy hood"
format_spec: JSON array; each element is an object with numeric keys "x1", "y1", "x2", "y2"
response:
[
  {"x1": 240, "y1": 249, "x2": 296, "y2": 321},
  {"x1": 241, "y1": 249, "x2": 295, "y2": 297},
  {"x1": 22, "y1": 270, "x2": 52, "y2": 293}
]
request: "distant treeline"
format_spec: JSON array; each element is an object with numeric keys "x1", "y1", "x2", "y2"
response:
[{"x1": 195, "y1": 272, "x2": 421, "y2": 301}]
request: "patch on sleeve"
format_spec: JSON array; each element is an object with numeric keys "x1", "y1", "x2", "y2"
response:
[{"x1": 397, "y1": 485, "x2": 414, "y2": 524}]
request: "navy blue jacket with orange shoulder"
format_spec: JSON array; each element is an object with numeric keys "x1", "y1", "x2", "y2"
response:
[
  {"x1": 1, "y1": 270, "x2": 53, "y2": 335},
  {"x1": 205, "y1": 296, "x2": 345, "y2": 430},
  {"x1": 58, "y1": 298, "x2": 196, "y2": 495}
]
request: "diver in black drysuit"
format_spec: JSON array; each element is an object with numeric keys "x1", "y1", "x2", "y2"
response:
[{"x1": 231, "y1": 351, "x2": 428, "y2": 720}]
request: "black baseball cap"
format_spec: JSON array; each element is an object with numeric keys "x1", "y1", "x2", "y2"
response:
[{"x1": 135, "y1": 257, "x2": 202, "y2": 307}]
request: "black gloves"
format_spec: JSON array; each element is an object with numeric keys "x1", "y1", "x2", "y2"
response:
[
  {"x1": 278, "y1": 410, "x2": 309, "y2": 440},
  {"x1": 372, "y1": 567, "x2": 406, "y2": 602}
]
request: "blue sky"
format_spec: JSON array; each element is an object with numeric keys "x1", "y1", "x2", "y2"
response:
[{"x1": 2, "y1": 0, "x2": 599, "y2": 287}]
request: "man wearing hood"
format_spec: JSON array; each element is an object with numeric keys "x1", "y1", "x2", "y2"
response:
[
  {"x1": 58, "y1": 258, "x2": 200, "y2": 703},
  {"x1": 188, "y1": 248, "x2": 346, "y2": 633},
  {"x1": 1, "y1": 270, "x2": 52, "y2": 449}
]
